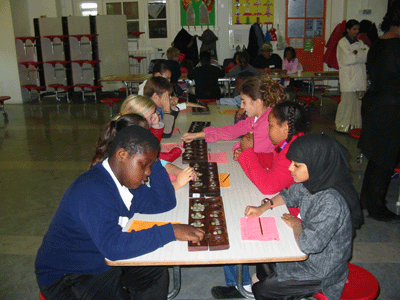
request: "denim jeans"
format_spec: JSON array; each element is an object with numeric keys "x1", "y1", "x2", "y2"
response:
[{"x1": 223, "y1": 264, "x2": 252, "y2": 286}]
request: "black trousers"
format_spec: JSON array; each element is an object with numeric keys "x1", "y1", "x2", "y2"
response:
[
  {"x1": 252, "y1": 263, "x2": 322, "y2": 300},
  {"x1": 360, "y1": 159, "x2": 394, "y2": 216},
  {"x1": 39, "y1": 266, "x2": 169, "y2": 300}
]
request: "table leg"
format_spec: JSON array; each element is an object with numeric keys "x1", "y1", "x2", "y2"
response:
[
  {"x1": 236, "y1": 264, "x2": 254, "y2": 299},
  {"x1": 167, "y1": 266, "x2": 181, "y2": 299},
  {"x1": 123, "y1": 81, "x2": 129, "y2": 98}
]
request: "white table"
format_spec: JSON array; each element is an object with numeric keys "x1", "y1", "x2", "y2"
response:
[{"x1": 106, "y1": 140, "x2": 307, "y2": 298}]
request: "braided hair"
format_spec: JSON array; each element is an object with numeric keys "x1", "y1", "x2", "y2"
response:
[
  {"x1": 270, "y1": 101, "x2": 308, "y2": 152},
  {"x1": 89, "y1": 114, "x2": 149, "y2": 168}
]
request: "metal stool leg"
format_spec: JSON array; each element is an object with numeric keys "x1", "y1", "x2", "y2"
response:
[
  {"x1": 236, "y1": 264, "x2": 254, "y2": 298},
  {"x1": 167, "y1": 266, "x2": 181, "y2": 299}
]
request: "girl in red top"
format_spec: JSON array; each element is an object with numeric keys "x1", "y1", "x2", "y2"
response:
[{"x1": 236, "y1": 101, "x2": 308, "y2": 195}]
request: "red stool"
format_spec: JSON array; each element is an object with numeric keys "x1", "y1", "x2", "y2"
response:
[
  {"x1": 39, "y1": 291, "x2": 46, "y2": 300},
  {"x1": 21, "y1": 85, "x2": 45, "y2": 102},
  {"x1": 0, "y1": 96, "x2": 10, "y2": 124},
  {"x1": 75, "y1": 84, "x2": 102, "y2": 102},
  {"x1": 313, "y1": 263, "x2": 379, "y2": 300},
  {"x1": 297, "y1": 95, "x2": 319, "y2": 111},
  {"x1": 101, "y1": 98, "x2": 121, "y2": 118},
  {"x1": 197, "y1": 98, "x2": 218, "y2": 103},
  {"x1": 348, "y1": 128, "x2": 363, "y2": 164},
  {"x1": 48, "y1": 84, "x2": 73, "y2": 103}
]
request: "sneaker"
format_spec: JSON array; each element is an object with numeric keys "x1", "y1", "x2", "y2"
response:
[{"x1": 211, "y1": 286, "x2": 245, "y2": 299}]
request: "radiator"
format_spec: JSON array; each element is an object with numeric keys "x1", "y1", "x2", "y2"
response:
[{"x1": 128, "y1": 50, "x2": 165, "y2": 74}]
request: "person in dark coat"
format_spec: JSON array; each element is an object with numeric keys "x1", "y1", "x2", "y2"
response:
[
  {"x1": 188, "y1": 51, "x2": 225, "y2": 100},
  {"x1": 358, "y1": 0, "x2": 400, "y2": 223}
]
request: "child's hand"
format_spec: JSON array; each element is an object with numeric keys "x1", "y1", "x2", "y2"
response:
[
  {"x1": 150, "y1": 113, "x2": 160, "y2": 127},
  {"x1": 174, "y1": 166, "x2": 197, "y2": 190},
  {"x1": 186, "y1": 102, "x2": 205, "y2": 109},
  {"x1": 172, "y1": 224, "x2": 205, "y2": 244},
  {"x1": 233, "y1": 148, "x2": 242, "y2": 161},
  {"x1": 170, "y1": 96, "x2": 179, "y2": 107},
  {"x1": 245, "y1": 205, "x2": 264, "y2": 218},
  {"x1": 240, "y1": 132, "x2": 254, "y2": 150},
  {"x1": 181, "y1": 132, "x2": 204, "y2": 142},
  {"x1": 281, "y1": 213, "x2": 302, "y2": 229}
]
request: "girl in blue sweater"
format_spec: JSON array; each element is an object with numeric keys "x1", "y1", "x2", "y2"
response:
[{"x1": 35, "y1": 125, "x2": 204, "y2": 300}]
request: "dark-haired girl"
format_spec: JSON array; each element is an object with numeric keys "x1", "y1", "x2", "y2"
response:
[
  {"x1": 282, "y1": 47, "x2": 303, "y2": 75},
  {"x1": 236, "y1": 101, "x2": 308, "y2": 195}
]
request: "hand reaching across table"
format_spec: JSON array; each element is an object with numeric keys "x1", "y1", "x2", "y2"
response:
[{"x1": 172, "y1": 224, "x2": 205, "y2": 244}]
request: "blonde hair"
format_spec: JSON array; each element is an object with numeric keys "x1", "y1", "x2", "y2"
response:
[
  {"x1": 166, "y1": 47, "x2": 180, "y2": 60},
  {"x1": 120, "y1": 95, "x2": 157, "y2": 118}
]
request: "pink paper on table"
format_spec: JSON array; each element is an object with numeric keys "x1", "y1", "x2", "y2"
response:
[
  {"x1": 240, "y1": 217, "x2": 280, "y2": 241},
  {"x1": 162, "y1": 142, "x2": 183, "y2": 153},
  {"x1": 209, "y1": 152, "x2": 227, "y2": 164}
]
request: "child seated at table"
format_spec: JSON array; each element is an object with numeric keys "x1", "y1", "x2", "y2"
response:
[
  {"x1": 91, "y1": 112, "x2": 196, "y2": 191},
  {"x1": 143, "y1": 76, "x2": 178, "y2": 138},
  {"x1": 225, "y1": 51, "x2": 261, "y2": 78},
  {"x1": 139, "y1": 61, "x2": 204, "y2": 112},
  {"x1": 211, "y1": 101, "x2": 307, "y2": 299},
  {"x1": 282, "y1": 47, "x2": 304, "y2": 88},
  {"x1": 35, "y1": 125, "x2": 205, "y2": 300},
  {"x1": 245, "y1": 132, "x2": 363, "y2": 300},
  {"x1": 181, "y1": 76, "x2": 285, "y2": 155},
  {"x1": 188, "y1": 51, "x2": 226, "y2": 101}
]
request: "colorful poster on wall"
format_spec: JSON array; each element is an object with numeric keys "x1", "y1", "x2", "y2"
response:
[
  {"x1": 232, "y1": 0, "x2": 274, "y2": 25},
  {"x1": 181, "y1": 0, "x2": 216, "y2": 26}
]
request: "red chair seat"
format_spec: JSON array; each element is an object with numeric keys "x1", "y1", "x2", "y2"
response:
[
  {"x1": 101, "y1": 98, "x2": 121, "y2": 107},
  {"x1": 0, "y1": 96, "x2": 11, "y2": 104},
  {"x1": 313, "y1": 264, "x2": 379, "y2": 300},
  {"x1": 198, "y1": 98, "x2": 218, "y2": 103},
  {"x1": 348, "y1": 128, "x2": 362, "y2": 139},
  {"x1": 129, "y1": 56, "x2": 147, "y2": 63},
  {"x1": 22, "y1": 85, "x2": 45, "y2": 92},
  {"x1": 48, "y1": 84, "x2": 73, "y2": 91},
  {"x1": 298, "y1": 95, "x2": 319, "y2": 105}
]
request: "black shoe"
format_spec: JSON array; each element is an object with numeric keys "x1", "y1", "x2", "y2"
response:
[
  {"x1": 211, "y1": 286, "x2": 246, "y2": 299},
  {"x1": 367, "y1": 211, "x2": 400, "y2": 223}
]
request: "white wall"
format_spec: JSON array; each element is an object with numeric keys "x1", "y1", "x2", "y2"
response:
[
  {"x1": 346, "y1": 0, "x2": 387, "y2": 34},
  {"x1": 27, "y1": 0, "x2": 58, "y2": 35},
  {"x1": 0, "y1": 0, "x2": 23, "y2": 104},
  {"x1": 10, "y1": 0, "x2": 31, "y2": 37}
]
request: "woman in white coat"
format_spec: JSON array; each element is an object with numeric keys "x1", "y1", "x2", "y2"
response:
[{"x1": 335, "y1": 19, "x2": 369, "y2": 133}]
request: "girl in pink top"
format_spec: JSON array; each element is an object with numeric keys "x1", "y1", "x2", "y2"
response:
[
  {"x1": 181, "y1": 76, "x2": 285, "y2": 155},
  {"x1": 282, "y1": 47, "x2": 303, "y2": 75}
]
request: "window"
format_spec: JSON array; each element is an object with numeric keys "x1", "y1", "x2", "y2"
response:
[
  {"x1": 105, "y1": 1, "x2": 140, "y2": 39},
  {"x1": 148, "y1": 0, "x2": 167, "y2": 38},
  {"x1": 75, "y1": 1, "x2": 101, "y2": 16}
]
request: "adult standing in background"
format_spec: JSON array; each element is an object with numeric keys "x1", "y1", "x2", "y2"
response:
[
  {"x1": 335, "y1": 20, "x2": 369, "y2": 133},
  {"x1": 359, "y1": 0, "x2": 400, "y2": 223}
]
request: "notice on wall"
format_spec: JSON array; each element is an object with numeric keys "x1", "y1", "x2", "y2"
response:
[
  {"x1": 303, "y1": 38, "x2": 314, "y2": 52},
  {"x1": 231, "y1": 0, "x2": 275, "y2": 25},
  {"x1": 290, "y1": 38, "x2": 303, "y2": 49}
]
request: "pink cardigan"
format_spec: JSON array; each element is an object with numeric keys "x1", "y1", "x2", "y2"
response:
[
  {"x1": 282, "y1": 58, "x2": 303, "y2": 75},
  {"x1": 204, "y1": 108, "x2": 274, "y2": 153}
]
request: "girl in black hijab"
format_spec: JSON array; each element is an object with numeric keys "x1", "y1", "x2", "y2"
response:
[{"x1": 245, "y1": 132, "x2": 362, "y2": 300}]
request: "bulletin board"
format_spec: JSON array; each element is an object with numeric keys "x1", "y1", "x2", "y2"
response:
[
  {"x1": 180, "y1": 0, "x2": 216, "y2": 26},
  {"x1": 232, "y1": 0, "x2": 274, "y2": 25}
]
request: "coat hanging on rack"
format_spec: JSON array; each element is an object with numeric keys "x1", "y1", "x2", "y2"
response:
[
  {"x1": 172, "y1": 28, "x2": 199, "y2": 67},
  {"x1": 269, "y1": 26, "x2": 277, "y2": 42},
  {"x1": 199, "y1": 29, "x2": 218, "y2": 59},
  {"x1": 247, "y1": 23, "x2": 264, "y2": 64},
  {"x1": 323, "y1": 20, "x2": 346, "y2": 70}
]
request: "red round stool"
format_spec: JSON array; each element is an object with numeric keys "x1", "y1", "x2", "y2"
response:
[
  {"x1": 21, "y1": 85, "x2": 46, "y2": 102},
  {"x1": 348, "y1": 128, "x2": 363, "y2": 164},
  {"x1": 39, "y1": 291, "x2": 47, "y2": 300},
  {"x1": 297, "y1": 95, "x2": 319, "y2": 111},
  {"x1": 101, "y1": 98, "x2": 121, "y2": 118},
  {"x1": 313, "y1": 263, "x2": 379, "y2": 300},
  {"x1": 48, "y1": 84, "x2": 73, "y2": 103},
  {"x1": 330, "y1": 95, "x2": 341, "y2": 104},
  {"x1": 197, "y1": 98, "x2": 218, "y2": 103},
  {"x1": 0, "y1": 96, "x2": 11, "y2": 123}
]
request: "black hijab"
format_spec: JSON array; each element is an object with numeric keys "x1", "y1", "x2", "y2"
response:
[{"x1": 286, "y1": 132, "x2": 363, "y2": 229}]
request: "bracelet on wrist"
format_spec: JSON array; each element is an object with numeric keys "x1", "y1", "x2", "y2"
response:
[{"x1": 261, "y1": 197, "x2": 274, "y2": 210}]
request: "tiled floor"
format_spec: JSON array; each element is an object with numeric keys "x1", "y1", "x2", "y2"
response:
[{"x1": 0, "y1": 94, "x2": 399, "y2": 300}]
